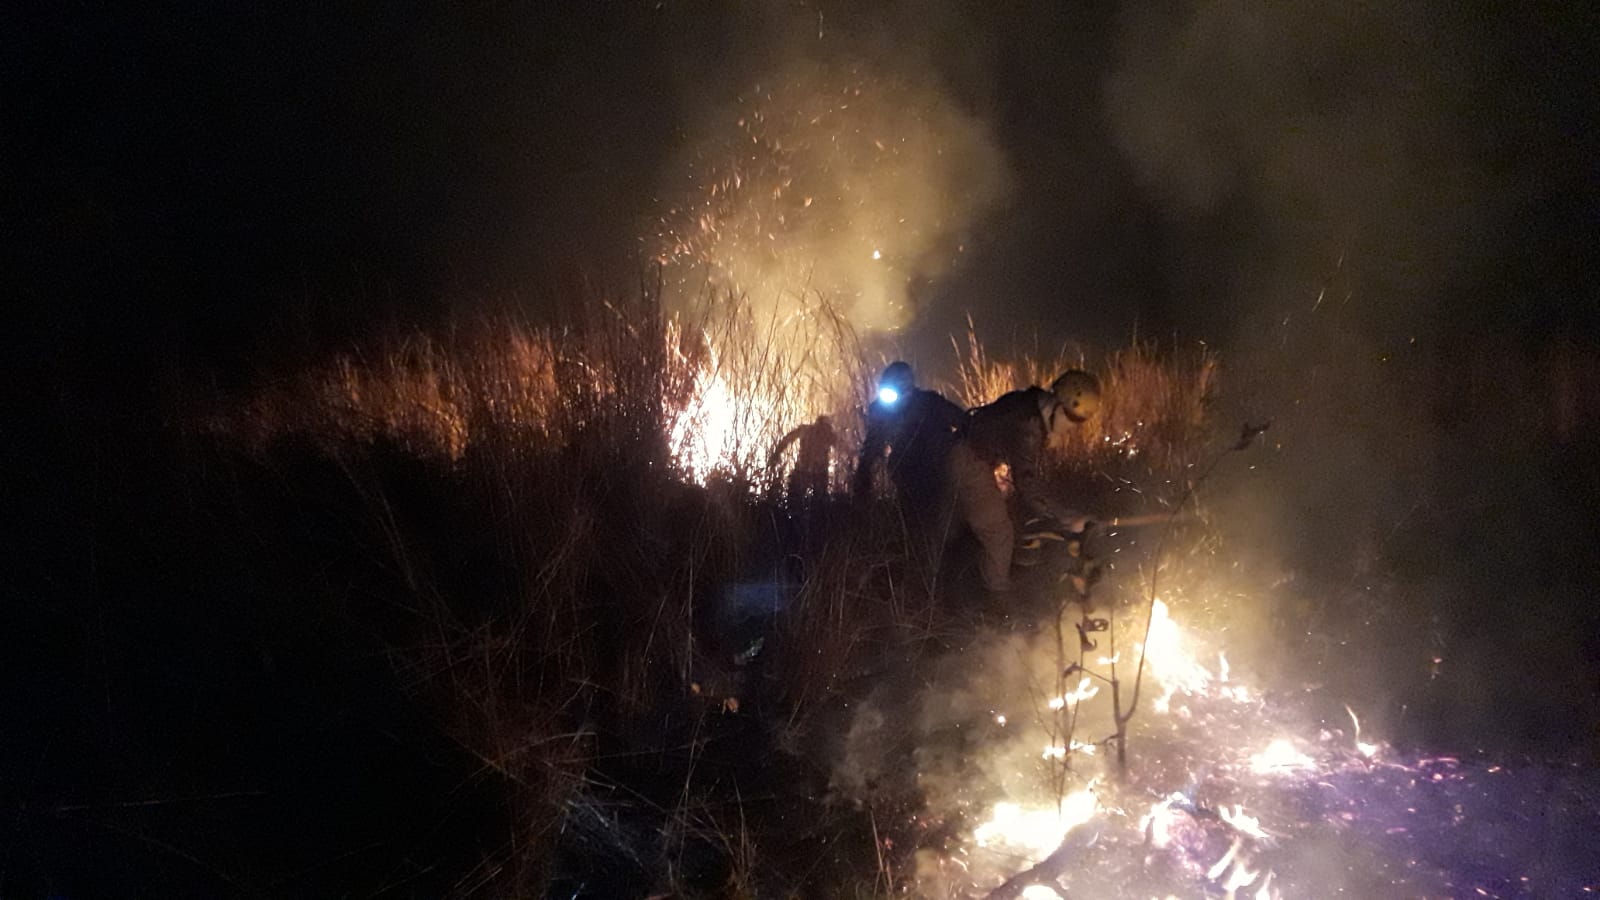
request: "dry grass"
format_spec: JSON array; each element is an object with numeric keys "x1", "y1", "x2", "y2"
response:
[
  {"x1": 208, "y1": 289, "x2": 1220, "y2": 895},
  {"x1": 231, "y1": 312, "x2": 1215, "y2": 484},
  {"x1": 222, "y1": 290, "x2": 876, "y2": 496},
  {"x1": 950, "y1": 318, "x2": 1218, "y2": 472}
]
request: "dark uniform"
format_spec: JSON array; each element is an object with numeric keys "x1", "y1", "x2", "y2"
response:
[
  {"x1": 953, "y1": 387, "x2": 1074, "y2": 591},
  {"x1": 853, "y1": 388, "x2": 968, "y2": 512},
  {"x1": 771, "y1": 415, "x2": 839, "y2": 506}
]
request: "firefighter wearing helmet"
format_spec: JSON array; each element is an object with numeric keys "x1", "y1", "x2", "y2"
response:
[
  {"x1": 1049, "y1": 370, "x2": 1102, "y2": 424},
  {"x1": 949, "y1": 369, "x2": 1103, "y2": 593},
  {"x1": 853, "y1": 361, "x2": 967, "y2": 512}
]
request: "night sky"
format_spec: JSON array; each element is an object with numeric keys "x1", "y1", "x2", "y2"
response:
[{"x1": 15, "y1": 2, "x2": 1593, "y2": 373}]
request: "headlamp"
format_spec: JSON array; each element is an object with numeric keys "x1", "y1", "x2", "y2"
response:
[{"x1": 877, "y1": 386, "x2": 901, "y2": 405}]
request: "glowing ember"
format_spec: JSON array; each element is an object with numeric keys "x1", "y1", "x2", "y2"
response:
[
  {"x1": 918, "y1": 572, "x2": 1590, "y2": 896},
  {"x1": 1046, "y1": 677, "x2": 1099, "y2": 710},
  {"x1": 1041, "y1": 740, "x2": 1099, "y2": 761},
  {"x1": 1248, "y1": 738, "x2": 1315, "y2": 774},
  {"x1": 1347, "y1": 704, "x2": 1382, "y2": 759},
  {"x1": 1139, "y1": 794, "x2": 1184, "y2": 849},
  {"x1": 974, "y1": 791, "x2": 1098, "y2": 860},
  {"x1": 1219, "y1": 804, "x2": 1272, "y2": 842},
  {"x1": 1206, "y1": 837, "x2": 1244, "y2": 880}
]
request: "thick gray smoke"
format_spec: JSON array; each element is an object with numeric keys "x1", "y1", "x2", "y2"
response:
[
  {"x1": 1099, "y1": 1, "x2": 1600, "y2": 749},
  {"x1": 1105, "y1": 2, "x2": 1491, "y2": 291},
  {"x1": 1102, "y1": 2, "x2": 1496, "y2": 578}
]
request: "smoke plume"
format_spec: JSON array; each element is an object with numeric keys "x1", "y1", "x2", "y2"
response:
[
  {"x1": 651, "y1": 6, "x2": 1010, "y2": 336},
  {"x1": 1100, "y1": 0, "x2": 1598, "y2": 747},
  {"x1": 1101, "y1": 2, "x2": 1497, "y2": 569}
]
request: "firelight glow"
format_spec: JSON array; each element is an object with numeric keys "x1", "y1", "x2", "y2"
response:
[
  {"x1": 1249, "y1": 738, "x2": 1315, "y2": 774},
  {"x1": 667, "y1": 365, "x2": 738, "y2": 483},
  {"x1": 973, "y1": 791, "x2": 1098, "y2": 860}
]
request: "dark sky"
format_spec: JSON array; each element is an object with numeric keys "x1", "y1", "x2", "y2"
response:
[{"x1": 11, "y1": 2, "x2": 1598, "y2": 378}]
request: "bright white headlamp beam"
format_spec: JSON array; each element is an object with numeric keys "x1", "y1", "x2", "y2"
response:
[{"x1": 877, "y1": 386, "x2": 901, "y2": 405}]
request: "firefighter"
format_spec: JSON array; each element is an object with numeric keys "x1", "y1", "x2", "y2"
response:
[
  {"x1": 769, "y1": 414, "x2": 839, "y2": 507},
  {"x1": 852, "y1": 361, "x2": 967, "y2": 513},
  {"x1": 951, "y1": 370, "x2": 1102, "y2": 593}
]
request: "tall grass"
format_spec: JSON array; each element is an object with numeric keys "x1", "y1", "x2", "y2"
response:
[
  {"x1": 208, "y1": 288, "x2": 1220, "y2": 895},
  {"x1": 950, "y1": 317, "x2": 1218, "y2": 472}
]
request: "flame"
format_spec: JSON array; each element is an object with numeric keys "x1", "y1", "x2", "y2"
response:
[
  {"x1": 659, "y1": 321, "x2": 843, "y2": 486},
  {"x1": 1206, "y1": 837, "x2": 1243, "y2": 880},
  {"x1": 933, "y1": 576, "x2": 1386, "y2": 895},
  {"x1": 1046, "y1": 677, "x2": 1099, "y2": 710},
  {"x1": 973, "y1": 790, "x2": 1098, "y2": 860},
  {"x1": 668, "y1": 364, "x2": 737, "y2": 483},
  {"x1": 1135, "y1": 599, "x2": 1258, "y2": 713},
  {"x1": 1219, "y1": 804, "x2": 1271, "y2": 842},
  {"x1": 1140, "y1": 794, "x2": 1184, "y2": 849},
  {"x1": 1140, "y1": 599, "x2": 1218, "y2": 700},
  {"x1": 1040, "y1": 740, "x2": 1097, "y2": 761}
]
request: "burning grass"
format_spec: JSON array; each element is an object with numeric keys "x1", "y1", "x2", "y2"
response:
[
  {"x1": 194, "y1": 283, "x2": 1254, "y2": 894},
  {"x1": 186, "y1": 286, "x2": 1600, "y2": 898},
  {"x1": 193, "y1": 287, "x2": 1241, "y2": 894},
  {"x1": 224, "y1": 304, "x2": 1218, "y2": 493},
  {"x1": 221, "y1": 290, "x2": 876, "y2": 492}
]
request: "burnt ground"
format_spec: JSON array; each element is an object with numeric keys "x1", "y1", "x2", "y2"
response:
[{"x1": 5, "y1": 408, "x2": 1600, "y2": 898}]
